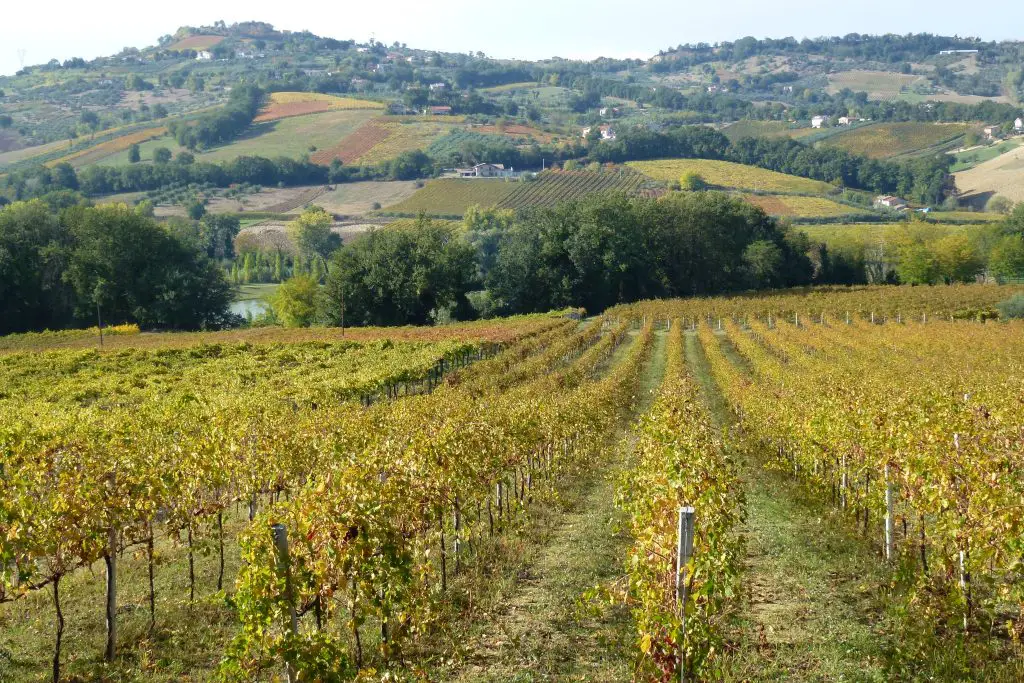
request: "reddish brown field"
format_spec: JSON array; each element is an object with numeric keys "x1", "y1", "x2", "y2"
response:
[
  {"x1": 311, "y1": 120, "x2": 394, "y2": 165},
  {"x1": 744, "y1": 195, "x2": 790, "y2": 215}
]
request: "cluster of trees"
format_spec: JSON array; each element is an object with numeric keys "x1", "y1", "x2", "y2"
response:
[
  {"x1": 0, "y1": 200, "x2": 234, "y2": 335},
  {"x1": 589, "y1": 125, "x2": 953, "y2": 205},
  {"x1": 167, "y1": 85, "x2": 264, "y2": 150},
  {"x1": 270, "y1": 193, "x2": 836, "y2": 328}
]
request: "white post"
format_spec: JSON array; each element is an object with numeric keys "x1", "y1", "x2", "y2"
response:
[
  {"x1": 884, "y1": 465, "x2": 894, "y2": 561},
  {"x1": 846, "y1": 311, "x2": 850, "y2": 325},
  {"x1": 271, "y1": 524, "x2": 298, "y2": 683},
  {"x1": 676, "y1": 507, "x2": 695, "y2": 683},
  {"x1": 871, "y1": 311, "x2": 875, "y2": 324}
]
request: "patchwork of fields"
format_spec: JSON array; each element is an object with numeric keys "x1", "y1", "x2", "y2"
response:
[{"x1": 254, "y1": 92, "x2": 384, "y2": 123}]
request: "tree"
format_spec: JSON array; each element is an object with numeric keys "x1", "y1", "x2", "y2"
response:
[
  {"x1": 186, "y1": 200, "x2": 206, "y2": 220},
  {"x1": 321, "y1": 218, "x2": 477, "y2": 326},
  {"x1": 128, "y1": 144, "x2": 141, "y2": 163},
  {"x1": 270, "y1": 275, "x2": 319, "y2": 327},
  {"x1": 896, "y1": 243, "x2": 940, "y2": 284},
  {"x1": 63, "y1": 204, "x2": 232, "y2": 329},
  {"x1": 933, "y1": 233, "x2": 982, "y2": 283},
  {"x1": 680, "y1": 172, "x2": 708, "y2": 191},
  {"x1": 986, "y1": 195, "x2": 1014, "y2": 215},
  {"x1": 0, "y1": 115, "x2": 12, "y2": 128},
  {"x1": 287, "y1": 206, "x2": 337, "y2": 274},
  {"x1": 743, "y1": 240, "x2": 784, "y2": 287},
  {"x1": 153, "y1": 147, "x2": 172, "y2": 164},
  {"x1": 988, "y1": 234, "x2": 1024, "y2": 280}
]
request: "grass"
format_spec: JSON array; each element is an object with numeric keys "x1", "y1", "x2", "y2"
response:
[
  {"x1": 826, "y1": 70, "x2": 924, "y2": 99},
  {"x1": 386, "y1": 179, "x2": 518, "y2": 216},
  {"x1": 0, "y1": 139, "x2": 71, "y2": 169},
  {"x1": 822, "y1": 122, "x2": 971, "y2": 159},
  {"x1": 233, "y1": 283, "x2": 279, "y2": 303},
  {"x1": 950, "y1": 139, "x2": 1023, "y2": 172},
  {"x1": 628, "y1": 159, "x2": 832, "y2": 194},
  {"x1": 433, "y1": 328, "x2": 664, "y2": 681},
  {"x1": 799, "y1": 222, "x2": 987, "y2": 250},
  {"x1": 742, "y1": 194, "x2": 862, "y2": 219},
  {"x1": 51, "y1": 127, "x2": 168, "y2": 167},
  {"x1": 313, "y1": 180, "x2": 420, "y2": 215}
]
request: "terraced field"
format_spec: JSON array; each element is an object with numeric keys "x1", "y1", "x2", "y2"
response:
[
  {"x1": 821, "y1": 122, "x2": 971, "y2": 159},
  {"x1": 628, "y1": 159, "x2": 833, "y2": 194}
]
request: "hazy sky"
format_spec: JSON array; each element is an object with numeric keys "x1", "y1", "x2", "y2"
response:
[{"x1": 2, "y1": 0, "x2": 1023, "y2": 77}]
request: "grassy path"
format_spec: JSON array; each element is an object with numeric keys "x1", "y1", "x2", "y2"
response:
[
  {"x1": 444, "y1": 329, "x2": 668, "y2": 682},
  {"x1": 684, "y1": 331, "x2": 893, "y2": 681}
]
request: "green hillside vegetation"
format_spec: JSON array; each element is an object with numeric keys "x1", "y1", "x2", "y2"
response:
[
  {"x1": 385, "y1": 179, "x2": 519, "y2": 216},
  {"x1": 822, "y1": 122, "x2": 972, "y2": 159}
]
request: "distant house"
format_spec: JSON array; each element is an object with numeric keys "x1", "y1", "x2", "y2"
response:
[
  {"x1": 938, "y1": 49, "x2": 979, "y2": 55},
  {"x1": 581, "y1": 124, "x2": 617, "y2": 141},
  {"x1": 983, "y1": 124, "x2": 1002, "y2": 139},
  {"x1": 838, "y1": 116, "x2": 855, "y2": 126},
  {"x1": 1015, "y1": 117, "x2": 1024, "y2": 133},
  {"x1": 426, "y1": 105, "x2": 453, "y2": 116},
  {"x1": 811, "y1": 115, "x2": 829, "y2": 129},
  {"x1": 457, "y1": 163, "x2": 513, "y2": 178},
  {"x1": 195, "y1": 51, "x2": 213, "y2": 61},
  {"x1": 874, "y1": 195, "x2": 909, "y2": 211},
  {"x1": 599, "y1": 107, "x2": 621, "y2": 118},
  {"x1": 351, "y1": 77, "x2": 371, "y2": 89},
  {"x1": 429, "y1": 82, "x2": 447, "y2": 91},
  {"x1": 387, "y1": 102, "x2": 414, "y2": 115}
]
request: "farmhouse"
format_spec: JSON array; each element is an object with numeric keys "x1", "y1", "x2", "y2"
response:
[
  {"x1": 874, "y1": 195, "x2": 909, "y2": 210},
  {"x1": 581, "y1": 124, "x2": 617, "y2": 141},
  {"x1": 426, "y1": 105, "x2": 453, "y2": 115},
  {"x1": 1016, "y1": 118, "x2": 1024, "y2": 133},
  {"x1": 811, "y1": 115, "x2": 829, "y2": 129},
  {"x1": 457, "y1": 163, "x2": 514, "y2": 178},
  {"x1": 983, "y1": 124, "x2": 1002, "y2": 139},
  {"x1": 387, "y1": 103, "x2": 415, "y2": 115},
  {"x1": 599, "y1": 107, "x2": 621, "y2": 118},
  {"x1": 429, "y1": 82, "x2": 447, "y2": 91},
  {"x1": 195, "y1": 51, "x2": 213, "y2": 61}
]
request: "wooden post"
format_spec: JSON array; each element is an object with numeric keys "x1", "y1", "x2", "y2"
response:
[
  {"x1": 104, "y1": 527, "x2": 117, "y2": 661},
  {"x1": 884, "y1": 465, "x2": 895, "y2": 561},
  {"x1": 676, "y1": 507, "x2": 695, "y2": 683},
  {"x1": 271, "y1": 524, "x2": 298, "y2": 683}
]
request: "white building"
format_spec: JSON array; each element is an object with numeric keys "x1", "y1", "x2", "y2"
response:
[
  {"x1": 874, "y1": 195, "x2": 909, "y2": 211},
  {"x1": 195, "y1": 51, "x2": 213, "y2": 61},
  {"x1": 429, "y1": 82, "x2": 447, "y2": 91},
  {"x1": 811, "y1": 115, "x2": 829, "y2": 129},
  {"x1": 1016, "y1": 117, "x2": 1024, "y2": 133},
  {"x1": 581, "y1": 124, "x2": 617, "y2": 141},
  {"x1": 457, "y1": 163, "x2": 514, "y2": 178}
]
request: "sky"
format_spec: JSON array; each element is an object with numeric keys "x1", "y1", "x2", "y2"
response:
[{"x1": 2, "y1": 0, "x2": 1023, "y2": 77}]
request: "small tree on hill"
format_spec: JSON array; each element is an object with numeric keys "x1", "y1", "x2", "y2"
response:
[{"x1": 128, "y1": 144, "x2": 141, "y2": 164}]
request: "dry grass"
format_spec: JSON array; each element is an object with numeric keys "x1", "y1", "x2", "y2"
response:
[
  {"x1": 167, "y1": 35, "x2": 224, "y2": 51},
  {"x1": 955, "y1": 142, "x2": 1024, "y2": 203},
  {"x1": 48, "y1": 127, "x2": 168, "y2": 167},
  {"x1": 629, "y1": 159, "x2": 833, "y2": 194}
]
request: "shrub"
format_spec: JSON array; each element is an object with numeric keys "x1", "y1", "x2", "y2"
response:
[{"x1": 997, "y1": 293, "x2": 1024, "y2": 319}]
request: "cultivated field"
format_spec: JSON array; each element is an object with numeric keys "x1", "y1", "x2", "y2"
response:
[
  {"x1": 822, "y1": 122, "x2": 971, "y2": 159},
  {"x1": 497, "y1": 168, "x2": 652, "y2": 210},
  {"x1": 385, "y1": 178, "x2": 519, "y2": 216},
  {"x1": 50, "y1": 126, "x2": 168, "y2": 167},
  {"x1": 799, "y1": 221, "x2": 984, "y2": 250},
  {"x1": 721, "y1": 120, "x2": 801, "y2": 141},
  {"x1": 955, "y1": 141, "x2": 1024, "y2": 203},
  {"x1": 0, "y1": 139, "x2": 70, "y2": 169},
  {"x1": 167, "y1": 35, "x2": 224, "y2": 51},
  {"x1": 313, "y1": 181, "x2": 420, "y2": 215},
  {"x1": 742, "y1": 193, "x2": 862, "y2": 219},
  {"x1": 254, "y1": 92, "x2": 384, "y2": 123},
  {"x1": 826, "y1": 70, "x2": 926, "y2": 99},
  {"x1": 628, "y1": 159, "x2": 833, "y2": 194},
  {"x1": 311, "y1": 117, "x2": 464, "y2": 166}
]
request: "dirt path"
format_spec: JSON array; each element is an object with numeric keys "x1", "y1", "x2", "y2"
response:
[
  {"x1": 684, "y1": 332, "x2": 892, "y2": 681},
  {"x1": 444, "y1": 329, "x2": 668, "y2": 682}
]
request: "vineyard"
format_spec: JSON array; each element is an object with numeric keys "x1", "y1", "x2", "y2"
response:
[
  {"x1": 743, "y1": 193, "x2": 865, "y2": 219},
  {"x1": 496, "y1": 168, "x2": 653, "y2": 210},
  {"x1": 822, "y1": 122, "x2": 972, "y2": 159},
  {"x1": 3, "y1": 285, "x2": 1024, "y2": 680}
]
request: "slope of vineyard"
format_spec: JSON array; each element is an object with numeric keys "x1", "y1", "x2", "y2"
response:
[
  {"x1": 384, "y1": 178, "x2": 519, "y2": 216},
  {"x1": 628, "y1": 159, "x2": 832, "y2": 195},
  {"x1": 497, "y1": 168, "x2": 654, "y2": 210}
]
